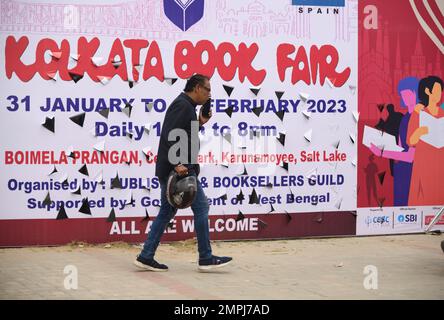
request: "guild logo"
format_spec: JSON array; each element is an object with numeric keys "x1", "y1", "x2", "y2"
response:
[{"x1": 163, "y1": 0, "x2": 204, "y2": 31}]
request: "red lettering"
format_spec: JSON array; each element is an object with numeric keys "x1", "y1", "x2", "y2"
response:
[
  {"x1": 143, "y1": 41, "x2": 164, "y2": 81},
  {"x1": 216, "y1": 42, "x2": 237, "y2": 81},
  {"x1": 123, "y1": 39, "x2": 148, "y2": 81},
  {"x1": 277, "y1": 44, "x2": 350, "y2": 87},
  {"x1": 237, "y1": 43, "x2": 266, "y2": 86},
  {"x1": 174, "y1": 40, "x2": 195, "y2": 79},
  {"x1": 5, "y1": 151, "x2": 12, "y2": 164},
  {"x1": 5, "y1": 36, "x2": 36, "y2": 81},
  {"x1": 174, "y1": 40, "x2": 266, "y2": 85}
]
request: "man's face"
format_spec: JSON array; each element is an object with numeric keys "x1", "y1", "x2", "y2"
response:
[{"x1": 196, "y1": 80, "x2": 211, "y2": 104}]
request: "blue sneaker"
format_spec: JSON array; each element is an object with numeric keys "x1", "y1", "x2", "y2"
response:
[
  {"x1": 134, "y1": 255, "x2": 168, "y2": 272},
  {"x1": 198, "y1": 255, "x2": 232, "y2": 271}
]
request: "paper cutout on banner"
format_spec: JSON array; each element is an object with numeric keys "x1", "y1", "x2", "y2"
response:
[
  {"x1": 334, "y1": 197, "x2": 343, "y2": 210},
  {"x1": 217, "y1": 190, "x2": 228, "y2": 201},
  {"x1": 69, "y1": 113, "x2": 86, "y2": 127},
  {"x1": 249, "y1": 188, "x2": 259, "y2": 204},
  {"x1": 280, "y1": 161, "x2": 289, "y2": 171},
  {"x1": 277, "y1": 132, "x2": 286, "y2": 146},
  {"x1": 133, "y1": 64, "x2": 143, "y2": 74},
  {"x1": 128, "y1": 80, "x2": 137, "y2": 89},
  {"x1": 223, "y1": 132, "x2": 232, "y2": 144},
  {"x1": 142, "y1": 147, "x2": 152, "y2": 160},
  {"x1": 126, "y1": 131, "x2": 133, "y2": 141},
  {"x1": 165, "y1": 77, "x2": 178, "y2": 85},
  {"x1": 306, "y1": 168, "x2": 318, "y2": 184},
  {"x1": 124, "y1": 191, "x2": 135, "y2": 207},
  {"x1": 268, "y1": 204, "x2": 275, "y2": 214},
  {"x1": 349, "y1": 85, "x2": 357, "y2": 95},
  {"x1": 351, "y1": 156, "x2": 357, "y2": 167},
  {"x1": 326, "y1": 78, "x2": 334, "y2": 88},
  {"x1": 112, "y1": 59, "x2": 122, "y2": 68},
  {"x1": 79, "y1": 198, "x2": 91, "y2": 215},
  {"x1": 71, "y1": 186, "x2": 81, "y2": 195},
  {"x1": 285, "y1": 210, "x2": 292, "y2": 221},
  {"x1": 56, "y1": 204, "x2": 68, "y2": 220},
  {"x1": 78, "y1": 164, "x2": 89, "y2": 176},
  {"x1": 223, "y1": 84, "x2": 234, "y2": 97},
  {"x1": 47, "y1": 71, "x2": 58, "y2": 81},
  {"x1": 91, "y1": 57, "x2": 104, "y2": 66},
  {"x1": 141, "y1": 209, "x2": 150, "y2": 222},
  {"x1": 143, "y1": 123, "x2": 151, "y2": 136},
  {"x1": 252, "y1": 106, "x2": 263, "y2": 117},
  {"x1": 362, "y1": 126, "x2": 404, "y2": 152},
  {"x1": 349, "y1": 132, "x2": 356, "y2": 144},
  {"x1": 419, "y1": 111, "x2": 444, "y2": 148},
  {"x1": 302, "y1": 109, "x2": 311, "y2": 119},
  {"x1": 238, "y1": 165, "x2": 248, "y2": 176},
  {"x1": 42, "y1": 192, "x2": 51, "y2": 207},
  {"x1": 304, "y1": 129, "x2": 312, "y2": 142},
  {"x1": 93, "y1": 140, "x2": 105, "y2": 153},
  {"x1": 144, "y1": 102, "x2": 154, "y2": 112},
  {"x1": 98, "y1": 108, "x2": 110, "y2": 119},
  {"x1": 220, "y1": 162, "x2": 229, "y2": 169},
  {"x1": 107, "y1": 208, "x2": 116, "y2": 222},
  {"x1": 123, "y1": 103, "x2": 133, "y2": 118},
  {"x1": 299, "y1": 92, "x2": 309, "y2": 102},
  {"x1": 236, "y1": 189, "x2": 245, "y2": 202},
  {"x1": 275, "y1": 109, "x2": 285, "y2": 121},
  {"x1": 58, "y1": 173, "x2": 69, "y2": 185},
  {"x1": 66, "y1": 146, "x2": 75, "y2": 159},
  {"x1": 352, "y1": 110, "x2": 360, "y2": 122},
  {"x1": 332, "y1": 140, "x2": 340, "y2": 149},
  {"x1": 236, "y1": 211, "x2": 245, "y2": 222},
  {"x1": 68, "y1": 71, "x2": 83, "y2": 83},
  {"x1": 70, "y1": 53, "x2": 80, "y2": 61},
  {"x1": 50, "y1": 51, "x2": 62, "y2": 60},
  {"x1": 42, "y1": 116, "x2": 55, "y2": 133},
  {"x1": 95, "y1": 173, "x2": 104, "y2": 187},
  {"x1": 48, "y1": 165, "x2": 58, "y2": 176},
  {"x1": 111, "y1": 173, "x2": 123, "y2": 189},
  {"x1": 97, "y1": 75, "x2": 111, "y2": 85},
  {"x1": 250, "y1": 87, "x2": 261, "y2": 96},
  {"x1": 275, "y1": 91, "x2": 284, "y2": 100},
  {"x1": 224, "y1": 106, "x2": 234, "y2": 118}
]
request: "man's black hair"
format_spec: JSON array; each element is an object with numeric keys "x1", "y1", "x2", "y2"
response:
[
  {"x1": 418, "y1": 76, "x2": 443, "y2": 106},
  {"x1": 184, "y1": 74, "x2": 209, "y2": 92}
]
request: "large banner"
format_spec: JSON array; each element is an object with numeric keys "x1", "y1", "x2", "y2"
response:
[
  {"x1": 356, "y1": 0, "x2": 444, "y2": 235},
  {"x1": 1, "y1": 0, "x2": 359, "y2": 246}
]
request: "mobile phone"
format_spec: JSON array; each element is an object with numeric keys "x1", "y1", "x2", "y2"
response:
[{"x1": 201, "y1": 99, "x2": 212, "y2": 118}]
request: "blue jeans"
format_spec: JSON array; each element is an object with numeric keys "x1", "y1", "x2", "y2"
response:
[{"x1": 139, "y1": 177, "x2": 212, "y2": 260}]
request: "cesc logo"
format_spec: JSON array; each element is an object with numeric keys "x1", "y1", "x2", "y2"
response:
[
  {"x1": 164, "y1": 0, "x2": 204, "y2": 31},
  {"x1": 397, "y1": 214, "x2": 418, "y2": 224},
  {"x1": 365, "y1": 215, "x2": 390, "y2": 226}
]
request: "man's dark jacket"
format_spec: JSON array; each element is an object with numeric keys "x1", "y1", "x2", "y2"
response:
[{"x1": 155, "y1": 93, "x2": 200, "y2": 181}]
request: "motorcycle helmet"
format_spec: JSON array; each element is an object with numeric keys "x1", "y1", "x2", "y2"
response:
[{"x1": 166, "y1": 170, "x2": 197, "y2": 209}]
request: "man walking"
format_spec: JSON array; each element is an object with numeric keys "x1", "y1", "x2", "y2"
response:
[{"x1": 134, "y1": 74, "x2": 232, "y2": 272}]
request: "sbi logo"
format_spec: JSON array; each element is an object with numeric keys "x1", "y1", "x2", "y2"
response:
[{"x1": 397, "y1": 214, "x2": 418, "y2": 223}]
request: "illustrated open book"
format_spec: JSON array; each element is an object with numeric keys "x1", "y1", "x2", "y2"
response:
[
  {"x1": 362, "y1": 125, "x2": 404, "y2": 152},
  {"x1": 419, "y1": 111, "x2": 444, "y2": 149}
]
